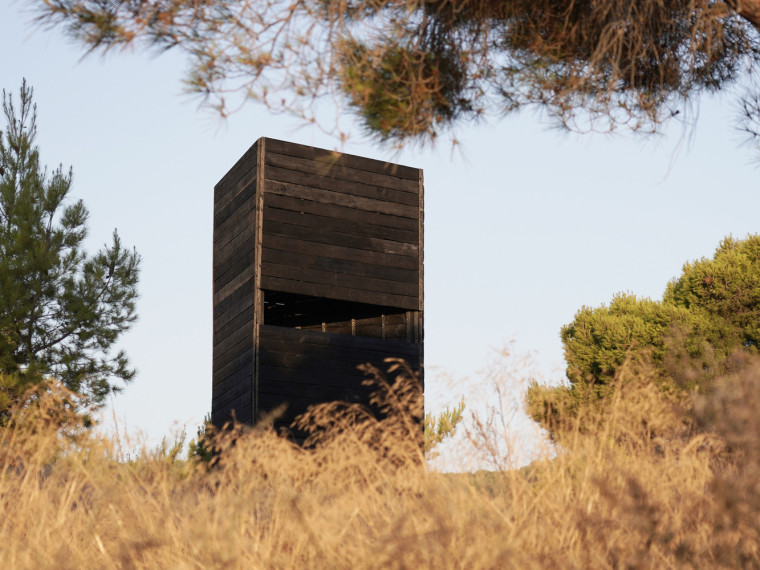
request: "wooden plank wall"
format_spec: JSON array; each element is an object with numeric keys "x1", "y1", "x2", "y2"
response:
[
  {"x1": 212, "y1": 141, "x2": 259, "y2": 426},
  {"x1": 299, "y1": 313, "x2": 410, "y2": 340},
  {"x1": 212, "y1": 137, "x2": 424, "y2": 430},
  {"x1": 258, "y1": 324, "x2": 422, "y2": 435},
  {"x1": 259, "y1": 138, "x2": 422, "y2": 310}
]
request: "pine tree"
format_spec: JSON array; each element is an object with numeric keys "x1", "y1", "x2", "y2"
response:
[
  {"x1": 0, "y1": 80, "x2": 140, "y2": 415},
  {"x1": 31, "y1": 0, "x2": 760, "y2": 146},
  {"x1": 526, "y1": 234, "x2": 760, "y2": 440}
]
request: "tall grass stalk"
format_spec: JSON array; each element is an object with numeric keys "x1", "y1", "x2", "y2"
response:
[{"x1": 1, "y1": 359, "x2": 758, "y2": 568}]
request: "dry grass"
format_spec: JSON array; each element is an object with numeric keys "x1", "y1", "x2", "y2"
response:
[{"x1": 1, "y1": 359, "x2": 759, "y2": 569}]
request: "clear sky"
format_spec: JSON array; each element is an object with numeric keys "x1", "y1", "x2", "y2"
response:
[{"x1": 2, "y1": 0, "x2": 759, "y2": 468}]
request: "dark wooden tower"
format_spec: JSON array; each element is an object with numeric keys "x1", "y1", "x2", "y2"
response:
[{"x1": 212, "y1": 138, "x2": 423, "y2": 434}]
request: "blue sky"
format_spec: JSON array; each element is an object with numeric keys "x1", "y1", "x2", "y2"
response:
[{"x1": 2, "y1": 0, "x2": 759, "y2": 467}]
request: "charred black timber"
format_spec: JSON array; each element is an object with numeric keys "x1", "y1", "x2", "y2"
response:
[{"x1": 211, "y1": 138, "x2": 424, "y2": 433}]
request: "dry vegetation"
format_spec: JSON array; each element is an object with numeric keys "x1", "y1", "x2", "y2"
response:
[{"x1": 2, "y1": 358, "x2": 760, "y2": 569}]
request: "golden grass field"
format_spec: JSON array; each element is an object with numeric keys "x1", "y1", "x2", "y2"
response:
[{"x1": 1, "y1": 358, "x2": 759, "y2": 569}]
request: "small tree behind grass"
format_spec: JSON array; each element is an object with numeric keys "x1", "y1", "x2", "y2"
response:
[
  {"x1": 424, "y1": 399, "x2": 465, "y2": 459},
  {"x1": 0, "y1": 80, "x2": 140, "y2": 418},
  {"x1": 527, "y1": 235, "x2": 760, "y2": 440}
]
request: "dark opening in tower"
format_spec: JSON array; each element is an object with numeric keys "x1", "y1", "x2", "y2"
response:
[{"x1": 263, "y1": 291, "x2": 413, "y2": 341}]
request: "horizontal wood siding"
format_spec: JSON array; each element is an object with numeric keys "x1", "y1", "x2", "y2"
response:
[
  {"x1": 257, "y1": 325, "x2": 421, "y2": 429},
  {"x1": 299, "y1": 313, "x2": 409, "y2": 340},
  {"x1": 212, "y1": 143, "x2": 259, "y2": 426},
  {"x1": 212, "y1": 138, "x2": 423, "y2": 432},
  {"x1": 264, "y1": 137, "x2": 419, "y2": 182},
  {"x1": 260, "y1": 138, "x2": 422, "y2": 311}
]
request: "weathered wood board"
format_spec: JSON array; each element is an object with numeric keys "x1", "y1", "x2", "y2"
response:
[{"x1": 212, "y1": 138, "x2": 423, "y2": 431}]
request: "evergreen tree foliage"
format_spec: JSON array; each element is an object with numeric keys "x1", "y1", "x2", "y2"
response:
[
  {"x1": 527, "y1": 235, "x2": 760, "y2": 438},
  {"x1": 665, "y1": 235, "x2": 760, "y2": 349},
  {"x1": 0, "y1": 80, "x2": 140, "y2": 415},
  {"x1": 29, "y1": 0, "x2": 760, "y2": 146},
  {"x1": 424, "y1": 399, "x2": 466, "y2": 459}
]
